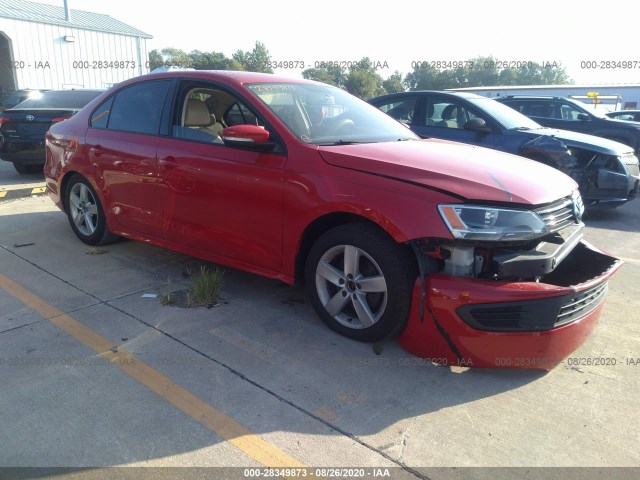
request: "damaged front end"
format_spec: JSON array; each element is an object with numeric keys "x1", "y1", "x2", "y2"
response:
[
  {"x1": 399, "y1": 192, "x2": 622, "y2": 369},
  {"x1": 572, "y1": 150, "x2": 639, "y2": 207},
  {"x1": 519, "y1": 135, "x2": 640, "y2": 207}
]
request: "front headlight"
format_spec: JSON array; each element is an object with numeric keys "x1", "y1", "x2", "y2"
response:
[{"x1": 438, "y1": 204, "x2": 549, "y2": 241}]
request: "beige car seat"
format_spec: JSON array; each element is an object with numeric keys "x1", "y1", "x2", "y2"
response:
[
  {"x1": 439, "y1": 104, "x2": 458, "y2": 128},
  {"x1": 185, "y1": 98, "x2": 222, "y2": 140}
]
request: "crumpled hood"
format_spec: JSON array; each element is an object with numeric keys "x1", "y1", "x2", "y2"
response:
[
  {"x1": 318, "y1": 139, "x2": 576, "y2": 205},
  {"x1": 533, "y1": 127, "x2": 634, "y2": 155}
]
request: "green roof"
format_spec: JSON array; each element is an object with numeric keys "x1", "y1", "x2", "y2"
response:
[{"x1": 0, "y1": 0, "x2": 152, "y2": 38}]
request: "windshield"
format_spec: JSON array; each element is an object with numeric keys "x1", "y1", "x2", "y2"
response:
[
  {"x1": 14, "y1": 90, "x2": 102, "y2": 109},
  {"x1": 468, "y1": 97, "x2": 543, "y2": 130},
  {"x1": 247, "y1": 83, "x2": 419, "y2": 145}
]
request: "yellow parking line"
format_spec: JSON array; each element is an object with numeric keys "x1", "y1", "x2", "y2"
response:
[
  {"x1": 0, "y1": 191, "x2": 6, "y2": 198},
  {"x1": 31, "y1": 187, "x2": 47, "y2": 194},
  {"x1": 0, "y1": 273, "x2": 306, "y2": 468}
]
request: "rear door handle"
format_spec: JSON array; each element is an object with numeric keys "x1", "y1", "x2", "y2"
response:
[
  {"x1": 89, "y1": 145, "x2": 103, "y2": 157},
  {"x1": 160, "y1": 156, "x2": 178, "y2": 169}
]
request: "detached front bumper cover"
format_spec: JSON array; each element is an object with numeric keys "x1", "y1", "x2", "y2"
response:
[{"x1": 399, "y1": 240, "x2": 622, "y2": 369}]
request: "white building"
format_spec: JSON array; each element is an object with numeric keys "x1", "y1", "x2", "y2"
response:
[{"x1": 0, "y1": 0, "x2": 151, "y2": 94}]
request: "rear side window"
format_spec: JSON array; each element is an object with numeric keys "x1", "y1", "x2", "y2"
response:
[
  {"x1": 90, "y1": 97, "x2": 114, "y2": 128},
  {"x1": 101, "y1": 80, "x2": 171, "y2": 135}
]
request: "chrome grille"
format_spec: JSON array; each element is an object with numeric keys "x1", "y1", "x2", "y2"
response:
[
  {"x1": 626, "y1": 162, "x2": 640, "y2": 177},
  {"x1": 556, "y1": 282, "x2": 608, "y2": 327},
  {"x1": 621, "y1": 153, "x2": 640, "y2": 177},
  {"x1": 535, "y1": 197, "x2": 576, "y2": 232}
]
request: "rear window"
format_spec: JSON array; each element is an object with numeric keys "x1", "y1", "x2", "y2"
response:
[{"x1": 14, "y1": 90, "x2": 103, "y2": 109}]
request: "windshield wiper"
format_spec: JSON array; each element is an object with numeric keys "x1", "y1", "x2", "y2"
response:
[
  {"x1": 316, "y1": 140, "x2": 367, "y2": 146},
  {"x1": 317, "y1": 138, "x2": 413, "y2": 146}
]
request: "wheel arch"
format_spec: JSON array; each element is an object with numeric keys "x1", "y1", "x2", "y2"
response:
[
  {"x1": 61, "y1": 171, "x2": 119, "y2": 245},
  {"x1": 294, "y1": 212, "x2": 413, "y2": 286},
  {"x1": 59, "y1": 170, "x2": 105, "y2": 214},
  {"x1": 59, "y1": 170, "x2": 79, "y2": 212}
]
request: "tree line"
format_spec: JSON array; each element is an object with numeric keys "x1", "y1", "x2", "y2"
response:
[{"x1": 148, "y1": 42, "x2": 571, "y2": 99}]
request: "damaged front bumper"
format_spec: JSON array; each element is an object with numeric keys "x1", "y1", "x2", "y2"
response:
[{"x1": 398, "y1": 240, "x2": 622, "y2": 369}]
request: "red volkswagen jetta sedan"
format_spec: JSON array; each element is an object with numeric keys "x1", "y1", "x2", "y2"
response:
[{"x1": 44, "y1": 71, "x2": 621, "y2": 369}]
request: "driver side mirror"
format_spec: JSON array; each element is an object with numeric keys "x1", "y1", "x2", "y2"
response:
[
  {"x1": 464, "y1": 117, "x2": 492, "y2": 133},
  {"x1": 577, "y1": 113, "x2": 591, "y2": 121},
  {"x1": 222, "y1": 125, "x2": 277, "y2": 152}
]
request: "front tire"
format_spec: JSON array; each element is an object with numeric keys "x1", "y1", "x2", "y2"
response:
[
  {"x1": 305, "y1": 223, "x2": 417, "y2": 342},
  {"x1": 65, "y1": 174, "x2": 119, "y2": 245}
]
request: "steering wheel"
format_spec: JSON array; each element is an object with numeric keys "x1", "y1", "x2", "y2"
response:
[{"x1": 316, "y1": 117, "x2": 356, "y2": 136}]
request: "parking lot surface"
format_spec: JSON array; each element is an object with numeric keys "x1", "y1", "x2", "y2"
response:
[{"x1": 1, "y1": 169, "x2": 639, "y2": 479}]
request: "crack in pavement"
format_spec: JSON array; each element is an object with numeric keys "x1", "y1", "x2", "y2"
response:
[{"x1": 1, "y1": 244, "x2": 428, "y2": 479}]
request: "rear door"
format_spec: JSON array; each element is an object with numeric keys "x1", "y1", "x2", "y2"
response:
[{"x1": 85, "y1": 79, "x2": 173, "y2": 238}]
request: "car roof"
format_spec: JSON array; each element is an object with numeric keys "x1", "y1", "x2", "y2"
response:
[
  {"x1": 498, "y1": 95, "x2": 569, "y2": 100},
  {"x1": 129, "y1": 70, "x2": 318, "y2": 88}
]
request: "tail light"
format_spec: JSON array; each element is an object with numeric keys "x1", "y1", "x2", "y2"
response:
[
  {"x1": 0, "y1": 116, "x2": 10, "y2": 127},
  {"x1": 51, "y1": 117, "x2": 70, "y2": 124}
]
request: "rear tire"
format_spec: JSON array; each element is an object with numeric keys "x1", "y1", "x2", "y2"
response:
[
  {"x1": 65, "y1": 174, "x2": 119, "y2": 246},
  {"x1": 305, "y1": 223, "x2": 417, "y2": 342}
]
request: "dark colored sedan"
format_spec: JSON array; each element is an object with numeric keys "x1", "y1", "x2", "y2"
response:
[
  {"x1": 0, "y1": 89, "x2": 103, "y2": 174},
  {"x1": 495, "y1": 95, "x2": 640, "y2": 155},
  {"x1": 44, "y1": 71, "x2": 621, "y2": 369},
  {"x1": 606, "y1": 110, "x2": 640, "y2": 122},
  {"x1": 370, "y1": 91, "x2": 640, "y2": 207},
  {"x1": 0, "y1": 89, "x2": 48, "y2": 111}
]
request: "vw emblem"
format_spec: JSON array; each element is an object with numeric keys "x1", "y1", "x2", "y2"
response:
[{"x1": 25, "y1": 114, "x2": 35, "y2": 121}]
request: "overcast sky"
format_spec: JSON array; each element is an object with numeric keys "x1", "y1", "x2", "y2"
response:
[{"x1": 38, "y1": 0, "x2": 639, "y2": 85}]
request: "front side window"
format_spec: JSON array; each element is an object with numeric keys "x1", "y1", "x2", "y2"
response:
[
  {"x1": 375, "y1": 96, "x2": 417, "y2": 124},
  {"x1": 247, "y1": 83, "x2": 418, "y2": 145},
  {"x1": 425, "y1": 99, "x2": 482, "y2": 129},
  {"x1": 103, "y1": 80, "x2": 172, "y2": 135},
  {"x1": 471, "y1": 98, "x2": 541, "y2": 130},
  {"x1": 171, "y1": 85, "x2": 264, "y2": 144}
]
